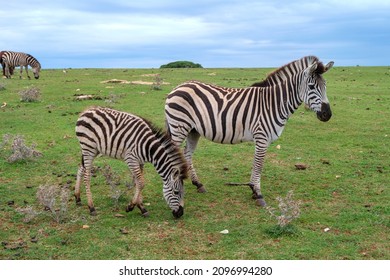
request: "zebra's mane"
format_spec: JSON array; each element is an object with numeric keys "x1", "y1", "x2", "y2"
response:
[
  {"x1": 251, "y1": 56, "x2": 323, "y2": 88},
  {"x1": 142, "y1": 118, "x2": 188, "y2": 180}
]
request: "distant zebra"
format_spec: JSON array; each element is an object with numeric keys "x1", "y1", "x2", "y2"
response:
[
  {"x1": 0, "y1": 51, "x2": 14, "y2": 77},
  {"x1": 0, "y1": 51, "x2": 41, "y2": 79},
  {"x1": 75, "y1": 107, "x2": 188, "y2": 218},
  {"x1": 165, "y1": 56, "x2": 334, "y2": 207}
]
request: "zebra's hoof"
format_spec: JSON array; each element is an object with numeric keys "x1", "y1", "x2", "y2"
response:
[
  {"x1": 140, "y1": 207, "x2": 149, "y2": 217},
  {"x1": 255, "y1": 198, "x2": 267, "y2": 207},
  {"x1": 197, "y1": 186, "x2": 207, "y2": 193},
  {"x1": 89, "y1": 209, "x2": 97, "y2": 216},
  {"x1": 126, "y1": 205, "x2": 135, "y2": 212},
  {"x1": 76, "y1": 201, "x2": 82, "y2": 206}
]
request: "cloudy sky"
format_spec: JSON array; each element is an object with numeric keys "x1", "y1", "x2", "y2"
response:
[{"x1": 1, "y1": 0, "x2": 389, "y2": 68}]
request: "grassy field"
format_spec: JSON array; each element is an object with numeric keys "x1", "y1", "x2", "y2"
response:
[{"x1": 0, "y1": 65, "x2": 389, "y2": 260}]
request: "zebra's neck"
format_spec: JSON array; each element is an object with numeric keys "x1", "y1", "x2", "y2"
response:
[{"x1": 266, "y1": 73, "x2": 304, "y2": 122}]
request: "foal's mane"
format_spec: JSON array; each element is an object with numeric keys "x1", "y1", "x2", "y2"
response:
[
  {"x1": 251, "y1": 56, "x2": 324, "y2": 88},
  {"x1": 142, "y1": 118, "x2": 188, "y2": 180}
]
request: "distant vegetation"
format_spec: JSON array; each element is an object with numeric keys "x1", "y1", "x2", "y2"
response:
[{"x1": 160, "y1": 61, "x2": 203, "y2": 68}]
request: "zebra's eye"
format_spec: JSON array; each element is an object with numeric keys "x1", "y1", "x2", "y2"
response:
[
  {"x1": 173, "y1": 190, "x2": 180, "y2": 195},
  {"x1": 308, "y1": 84, "x2": 316, "y2": 90}
]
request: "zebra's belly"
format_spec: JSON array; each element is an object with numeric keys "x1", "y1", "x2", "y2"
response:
[{"x1": 203, "y1": 128, "x2": 254, "y2": 144}]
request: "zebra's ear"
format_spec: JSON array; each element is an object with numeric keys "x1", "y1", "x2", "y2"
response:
[
  {"x1": 307, "y1": 62, "x2": 318, "y2": 75},
  {"x1": 324, "y1": 61, "x2": 334, "y2": 73},
  {"x1": 171, "y1": 168, "x2": 180, "y2": 180}
]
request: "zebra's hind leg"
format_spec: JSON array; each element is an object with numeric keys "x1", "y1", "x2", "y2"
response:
[
  {"x1": 185, "y1": 130, "x2": 206, "y2": 193},
  {"x1": 80, "y1": 154, "x2": 97, "y2": 215},
  {"x1": 74, "y1": 165, "x2": 84, "y2": 206}
]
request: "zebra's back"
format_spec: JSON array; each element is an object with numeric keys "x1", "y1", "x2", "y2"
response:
[
  {"x1": 76, "y1": 107, "x2": 153, "y2": 160},
  {"x1": 1, "y1": 51, "x2": 41, "y2": 68},
  {"x1": 165, "y1": 81, "x2": 264, "y2": 144}
]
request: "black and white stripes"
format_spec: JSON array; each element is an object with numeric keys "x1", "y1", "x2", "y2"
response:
[
  {"x1": 165, "y1": 56, "x2": 334, "y2": 206},
  {"x1": 75, "y1": 107, "x2": 187, "y2": 218},
  {"x1": 0, "y1": 51, "x2": 41, "y2": 79}
]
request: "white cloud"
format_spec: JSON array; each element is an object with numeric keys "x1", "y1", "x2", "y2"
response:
[{"x1": 1, "y1": 0, "x2": 389, "y2": 68}]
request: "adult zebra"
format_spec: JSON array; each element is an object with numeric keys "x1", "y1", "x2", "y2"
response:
[
  {"x1": 0, "y1": 51, "x2": 41, "y2": 79},
  {"x1": 75, "y1": 107, "x2": 188, "y2": 218},
  {"x1": 0, "y1": 51, "x2": 14, "y2": 77},
  {"x1": 165, "y1": 56, "x2": 334, "y2": 207}
]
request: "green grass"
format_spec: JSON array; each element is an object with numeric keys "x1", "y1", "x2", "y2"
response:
[{"x1": 0, "y1": 66, "x2": 389, "y2": 260}]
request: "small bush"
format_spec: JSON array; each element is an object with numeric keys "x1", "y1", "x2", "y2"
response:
[
  {"x1": 266, "y1": 190, "x2": 302, "y2": 236},
  {"x1": 36, "y1": 184, "x2": 70, "y2": 223},
  {"x1": 151, "y1": 74, "x2": 163, "y2": 90},
  {"x1": 19, "y1": 86, "x2": 41, "y2": 102},
  {"x1": 16, "y1": 206, "x2": 40, "y2": 223},
  {"x1": 101, "y1": 164, "x2": 126, "y2": 209},
  {"x1": 0, "y1": 134, "x2": 42, "y2": 162},
  {"x1": 160, "y1": 61, "x2": 203, "y2": 68}
]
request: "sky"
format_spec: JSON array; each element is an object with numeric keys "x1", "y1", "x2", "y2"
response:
[{"x1": 1, "y1": 0, "x2": 389, "y2": 69}]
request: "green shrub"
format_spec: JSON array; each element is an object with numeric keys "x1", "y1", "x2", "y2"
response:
[{"x1": 160, "y1": 61, "x2": 203, "y2": 68}]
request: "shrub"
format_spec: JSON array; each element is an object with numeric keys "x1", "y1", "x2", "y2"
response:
[
  {"x1": 151, "y1": 74, "x2": 163, "y2": 90},
  {"x1": 0, "y1": 134, "x2": 42, "y2": 163},
  {"x1": 16, "y1": 206, "x2": 40, "y2": 223},
  {"x1": 36, "y1": 184, "x2": 70, "y2": 223},
  {"x1": 101, "y1": 164, "x2": 126, "y2": 210},
  {"x1": 16, "y1": 184, "x2": 70, "y2": 224},
  {"x1": 19, "y1": 86, "x2": 41, "y2": 102},
  {"x1": 160, "y1": 61, "x2": 203, "y2": 68},
  {"x1": 265, "y1": 190, "x2": 302, "y2": 237}
]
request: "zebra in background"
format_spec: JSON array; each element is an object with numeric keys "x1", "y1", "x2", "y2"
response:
[
  {"x1": 75, "y1": 107, "x2": 188, "y2": 218},
  {"x1": 0, "y1": 51, "x2": 41, "y2": 79},
  {"x1": 165, "y1": 56, "x2": 334, "y2": 207},
  {"x1": 0, "y1": 51, "x2": 14, "y2": 77}
]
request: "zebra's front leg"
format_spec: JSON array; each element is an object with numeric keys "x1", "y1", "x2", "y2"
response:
[
  {"x1": 125, "y1": 162, "x2": 149, "y2": 217},
  {"x1": 249, "y1": 141, "x2": 268, "y2": 207},
  {"x1": 185, "y1": 130, "x2": 205, "y2": 193}
]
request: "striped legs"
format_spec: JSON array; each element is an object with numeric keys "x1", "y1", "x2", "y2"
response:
[
  {"x1": 125, "y1": 157, "x2": 149, "y2": 217},
  {"x1": 20, "y1": 66, "x2": 31, "y2": 80},
  {"x1": 249, "y1": 136, "x2": 268, "y2": 207},
  {"x1": 74, "y1": 154, "x2": 97, "y2": 215},
  {"x1": 184, "y1": 130, "x2": 206, "y2": 193}
]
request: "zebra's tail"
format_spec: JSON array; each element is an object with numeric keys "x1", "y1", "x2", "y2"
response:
[{"x1": 165, "y1": 118, "x2": 172, "y2": 137}]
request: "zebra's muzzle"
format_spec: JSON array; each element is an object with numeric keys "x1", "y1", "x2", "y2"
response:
[
  {"x1": 317, "y1": 103, "x2": 332, "y2": 122},
  {"x1": 172, "y1": 205, "x2": 184, "y2": 218}
]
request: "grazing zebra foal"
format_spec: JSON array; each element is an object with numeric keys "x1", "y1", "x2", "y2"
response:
[
  {"x1": 165, "y1": 56, "x2": 334, "y2": 207},
  {"x1": 0, "y1": 51, "x2": 41, "y2": 79},
  {"x1": 75, "y1": 107, "x2": 188, "y2": 218}
]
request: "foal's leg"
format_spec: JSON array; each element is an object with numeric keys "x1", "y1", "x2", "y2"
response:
[
  {"x1": 125, "y1": 159, "x2": 149, "y2": 217},
  {"x1": 184, "y1": 130, "x2": 205, "y2": 192}
]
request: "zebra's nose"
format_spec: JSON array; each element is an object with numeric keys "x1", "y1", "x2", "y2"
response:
[
  {"x1": 172, "y1": 205, "x2": 184, "y2": 218},
  {"x1": 317, "y1": 103, "x2": 332, "y2": 122}
]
